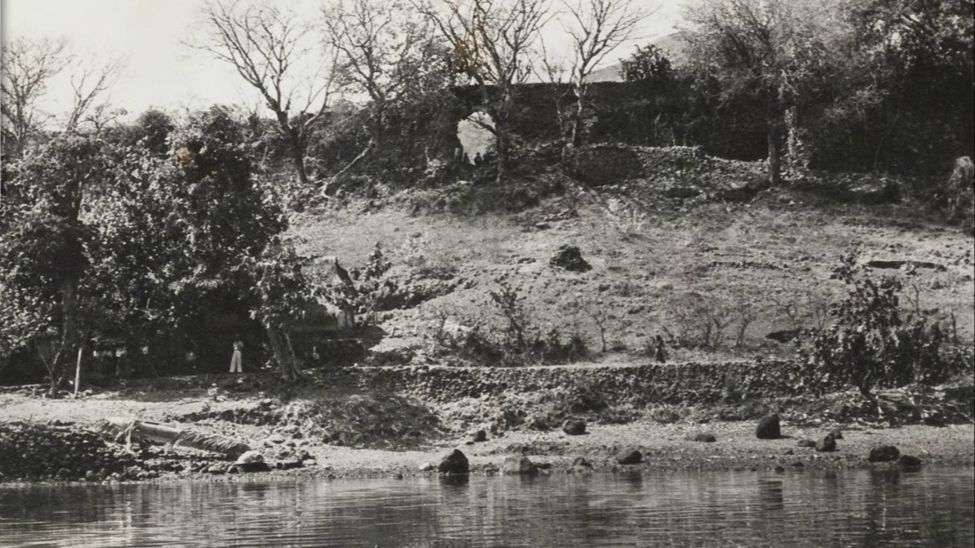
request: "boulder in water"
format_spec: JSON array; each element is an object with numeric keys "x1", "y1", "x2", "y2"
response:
[
  {"x1": 438, "y1": 449, "x2": 469, "y2": 474},
  {"x1": 501, "y1": 456, "x2": 538, "y2": 475},
  {"x1": 868, "y1": 445, "x2": 900, "y2": 463},
  {"x1": 897, "y1": 455, "x2": 922, "y2": 470}
]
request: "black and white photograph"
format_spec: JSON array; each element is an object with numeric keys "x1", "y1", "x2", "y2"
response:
[{"x1": 1, "y1": 0, "x2": 973, "y2": 546}]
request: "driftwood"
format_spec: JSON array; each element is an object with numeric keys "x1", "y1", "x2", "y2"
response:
[{"x1": 97, "y1": 418, "x2": 251, "y2": 458}]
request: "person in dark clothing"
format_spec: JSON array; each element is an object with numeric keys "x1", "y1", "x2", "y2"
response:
[{"x1": 654, "y1": 335, "x2": 668, "y2": 363}]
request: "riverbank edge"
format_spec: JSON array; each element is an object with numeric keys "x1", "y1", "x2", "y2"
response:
[
  {"x1": 2, "y1": 420, "x2": 973, "y2": 486},
  {"x1": 2, "y1": 364, "x2": 973, "y2": 486}
]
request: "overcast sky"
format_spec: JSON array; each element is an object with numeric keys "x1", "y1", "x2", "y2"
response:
[{"x1": 1, "y1": 0, "x2": 686, "y2": 120}]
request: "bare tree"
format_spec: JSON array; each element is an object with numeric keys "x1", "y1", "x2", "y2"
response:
[
  {"x1": 194, "y1": 0, "x2": 341, "y2": 187},
  {"x1": 417, "y1": 0, "x2": 552, "y2": 181},
  {"x1": 1, "y1": 37, "x2": 68, "y2": 159},
  {"x1": 581, "y1": 302, "x2": 611, "y2": 353},
  {"x1": 560, "y1": 0, "x2": 650, "y2": 149},
  {"x1": 732, "y1": 294, "x2": 756, "y2": 347},
  {"x1": 322, "y1": 0, "x2": 443, "y2": 154},
  {"x1": 65, "y1": 58, "x2": 123, "y2": 133}
]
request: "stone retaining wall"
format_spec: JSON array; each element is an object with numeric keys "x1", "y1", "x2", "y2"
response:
[
  {"x1": 0, "y1": 422, "x2": 138, "y2": 481},
  {"x1": 335, "y1": 360, "x2": 816, "y2": 406}
]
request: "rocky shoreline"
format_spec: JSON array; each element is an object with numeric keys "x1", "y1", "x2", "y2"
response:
[
  {"x1": 1, "y1": 367, "x2": 973, "y2": 486},
  {"x1": 1, "y1": 417, "x2": 971, "y2": 486}
]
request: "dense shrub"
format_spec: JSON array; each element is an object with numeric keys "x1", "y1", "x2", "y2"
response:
[
  {"x1": 803, "y1": 253, "x2": 963, "y2": 396},
  {"x1": 939, "y1": 156, "x2": 974, "y2": 233}
]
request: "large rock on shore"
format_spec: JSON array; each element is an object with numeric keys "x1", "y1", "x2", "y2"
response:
[
  {"x1": 572, "y1": 457, "x2": 593, "y2": 470},
  {"x1": 438, "y1": 449, "x2": 470, "y2": 474},
  {"x1": 501, "y1": 456, "x2": 538, "y2": 475},
  {"x1": 562, "y1": 419, "x2": 586, "y2": 436},
  {"x1": 868, "y1": 445, "x2": 900, "y2": 463},
  {"x1": 897, "y1": 455, "x2": 922, "y2": 470},
  {"x1": 689, "y1": 432, "x2": 717, "y2": 443},
  {"x1": 233, "y1": 450, "x2": 270, "y2": 473},
  {"x1": 756, "y1": 414, "x2": 781, "y2": 439},
  {"x1": 550, "y1": 245, "x2": 591, "y2": 272},
  {"x1": 617, "y1": 448, "x2": 643, "y2": 465},
  {"x1": 815, "y1": 435, "x2": 837, "y2": 452}
]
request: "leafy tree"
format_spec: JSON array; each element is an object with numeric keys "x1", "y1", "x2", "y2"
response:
[
  {"x1": 839, "y1": 0, "x2": 974, "y2": 173},
  {"x1": 114, "y1": 106, "x2": 296, "y2": 375},
  {"x1": 248, "y1": 240, "x2": 310, "y2": 380},
  {"x1": 684, "y1": 0, "x2": 852, "y2": 185},
  {"x1": 130, "y1": 109, "x2": 175, "y2": 156},
  {"x1": 0, "y1": 136, "x2": 112, "y2": 392},
  {"x1": 619, "y1": 44, "x2": 672, "y2": 84},
  {"x1": 3, "y1": 106, "x2": 319, "y2": 384}
]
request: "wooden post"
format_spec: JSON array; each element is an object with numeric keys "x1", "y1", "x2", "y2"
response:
[{"x1": 73, "y1": 345, "x2": 83, "y2": 398}]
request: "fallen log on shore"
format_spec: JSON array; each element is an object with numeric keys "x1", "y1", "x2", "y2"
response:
[{"x1": 97, "y1": 418, "x2": 251, "y2": 458}]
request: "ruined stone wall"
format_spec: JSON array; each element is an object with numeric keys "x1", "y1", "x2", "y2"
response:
[
  {"x1": 339, "y1": 360, "x2": 818, "y2": 407},
  {"x1": 451, "y1": 82, "x2": 768, "y2": 161}
]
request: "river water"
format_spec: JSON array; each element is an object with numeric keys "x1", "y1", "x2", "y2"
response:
[{"x1": 1, "y1": 467, "x2": 972, "y2": 547}]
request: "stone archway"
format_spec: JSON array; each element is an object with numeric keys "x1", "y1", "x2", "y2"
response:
[{"x1": 456, "y1": 111, "x2": 495, "y2": 165}]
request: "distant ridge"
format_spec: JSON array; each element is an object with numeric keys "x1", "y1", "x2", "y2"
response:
[{"x1": 586, "y1": 31, "x2": 690, "y2": 83}]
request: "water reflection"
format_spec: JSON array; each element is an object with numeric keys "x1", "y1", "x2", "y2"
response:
[{"x1": 0, "y1": 467, "x2": 972, "y2": 547}]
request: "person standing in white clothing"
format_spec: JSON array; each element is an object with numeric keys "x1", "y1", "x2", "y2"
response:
[{"x1": 229, "y1": 339, "x2": 243, "y2": 373}]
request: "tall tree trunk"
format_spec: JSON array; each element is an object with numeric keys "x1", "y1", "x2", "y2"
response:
[
  {"x1": 49, "y1": 280, "x2": 79, "y2": 395},
  {"x1": 570, "y1": 84, "x2": 586, "y2": 148},
  {"x1": 371, "y1": 100, "x2": 385, "y2": 156},
  {"x1": 266, "y1": 324, "x2": 302, "y2": 381},
  {"x1": 494, "y1": 90, "x2": 515, "y2": 183},
  {"x1": 289, "y1": 137, "x2": 310, "y2": 187},
  {"x1": 274, "y1": 111, "x2": 310, "y2": 187},
  {"x1": 495, "y1": 129, "x2": 509, "y2": 183},
  {"x1": 766, "y1": 119, "x2": 782, "y2": 186}
]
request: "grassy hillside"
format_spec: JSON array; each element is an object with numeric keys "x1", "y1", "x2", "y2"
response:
[{"x1": 291, "y1": 147, "x2": 975, "y2": 366}]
